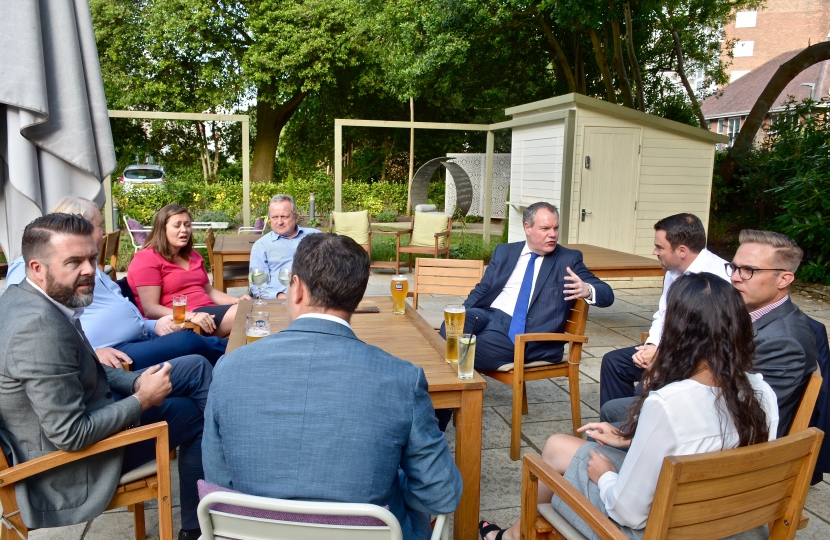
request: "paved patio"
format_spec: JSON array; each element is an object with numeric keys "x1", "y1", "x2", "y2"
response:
[{"x1": 2, "y1": 271, "x2": 829, "y2": 539}]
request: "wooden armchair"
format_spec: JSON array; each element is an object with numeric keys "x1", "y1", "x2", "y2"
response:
[
  {"x1": 520, "y1": 427, "x2": 823, "y2": 540},
  {"x1": 205, "y1": 228, "x2": 249, "y2": 293},
  {"x1": 98, "y1": 230, "x2": 121, "y2": 281},
  {"x1": 411, "y1": 258, "x2": 483, "y2": 310},
  {"x1": 0, "y1": 422, "x2": 173, "y2": 540},
  {"x1": 330, "y1": 211, "x2": 371, "y2": 257},
  {"x1": 481, "y1": 300, "x2": 589, "y2": 461},
  {"x1": 373, "y1": 212, "x2": 452, "y2": 274}
]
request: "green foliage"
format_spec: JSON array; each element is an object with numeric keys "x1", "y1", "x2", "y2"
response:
[
  {"x1": 374, "y1": 210, "x2": 399, "y2": 223},
  {"x1": 712, "y1": 99, "x2": 830, "y2": 283},
  {"x1": 369, "y1": 229, "x2": 501, "y2": 264}
]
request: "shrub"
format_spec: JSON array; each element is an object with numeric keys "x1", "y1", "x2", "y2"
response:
[{"x1": 374, "y1": 210, "x2": 399, "y2": 223}]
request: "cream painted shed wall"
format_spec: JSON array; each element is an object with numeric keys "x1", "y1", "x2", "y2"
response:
[{"x1": 504, "y1": 95, "x2": 727, "y2": 269}]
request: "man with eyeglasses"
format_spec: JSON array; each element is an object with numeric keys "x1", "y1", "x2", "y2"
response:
[
  {"x1": 727, "y1": 229, "x2": 817, "y2": 436},
  {"x1": 249, "y1": 194, "x2": 320, "y2": 300}
]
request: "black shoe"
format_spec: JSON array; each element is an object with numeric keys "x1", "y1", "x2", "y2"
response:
[{"x1": 178, "y1": 528, "x2": 201, "y2": 540}]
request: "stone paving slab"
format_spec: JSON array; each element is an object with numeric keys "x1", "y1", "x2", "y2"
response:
[{"x1": 4, "y1": 273, "x2": 830, "y2": 538}]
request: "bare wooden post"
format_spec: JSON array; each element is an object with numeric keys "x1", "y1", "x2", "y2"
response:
[
  {"x1": 483, "y1": 131, "x2": 494, "y2": 244},
  {"x1": 406, "y1": 97, "x2": 415, "y2": 215},
  {"x1": 242, "y1": 119, "x2": 251, "y2": 225},
  {"x1": 334, "y1": 120, "x2": 343, "y2": 212},
  {"x1": 103, "y1": 174, "x2": 114, "y2": 233}
]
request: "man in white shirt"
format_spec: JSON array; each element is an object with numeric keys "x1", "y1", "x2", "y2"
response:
[
  {"x1": 447, "y1": 202, "x2": 614, "y2": 371},
  {"x1": 599, "y1": 213, "x2": 728, "y2": 406}
]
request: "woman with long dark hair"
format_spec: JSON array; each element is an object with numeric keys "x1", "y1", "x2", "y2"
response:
[
  {"x1": 127, "y1": 204, "x2": 248, "y2": 337},
  {"x1": 480, "y1": 272, "x2": 778, "y2": 540}
]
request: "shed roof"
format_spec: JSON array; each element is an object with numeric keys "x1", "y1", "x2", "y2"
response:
[
  {"x1": 505, "y1": 93, "x2": 728, "y2": 143},
  {"x1": 701, "y1": 50, "x2": 830, "y2": 119}
]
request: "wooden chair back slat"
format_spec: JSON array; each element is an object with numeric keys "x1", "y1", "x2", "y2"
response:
[
  {"x1": 205, "y1": 228, "x2": 216, "y2": 269},
  {"x1": 671, "y1": 460, "x2": 802, "y2": 504},
  {"x1": 563, "y1": 300, "x2": 589, "y2": 336},
  {"x1": 411, "y1": 258, "x2": 483, "y2": 310},
  {"x1": 788, "y1": 370, "x2": 823, "y2": 435}
]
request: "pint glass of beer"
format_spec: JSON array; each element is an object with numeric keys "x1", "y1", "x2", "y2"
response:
[
  {"x1": 457, "y1": 334, "x2": 476, "y2": 380},
  {"x1": 172, "y1": 295, "x2": 187, "y2": 327},
  {"x1": 390, "y1": 275, "x2": 408, "y2": 314},
  {"x1": 443, "y1": 305, "x2": 466, "y2": 363},
  {"x1": 246, "y1": 312, "x2": 270, "y2": 343}
]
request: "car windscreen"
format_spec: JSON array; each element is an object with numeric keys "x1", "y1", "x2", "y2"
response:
[{"x1": 124, "y1": 169, "x2": 164, "y2": 180}]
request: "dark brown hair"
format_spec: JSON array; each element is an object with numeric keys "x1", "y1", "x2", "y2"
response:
[
  {"x1": 22, "y1": 213, "x2": 95, "y2": 264},
  {"x1": 143, "y1": 204, "x2": 193, "y2": 261},
  {"x1": 620, "y1": 272, "x2": 770, "y2": 447},
  {"x1": 292, "y1": 234, "x2": 370, "y2": 313},
  {"x1": 654, "y1": 213, "x2": 706, "y2": 253}
]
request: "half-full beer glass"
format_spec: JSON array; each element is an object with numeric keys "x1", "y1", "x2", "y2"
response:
[
  {"x1": 246, "y1": 312, "x2": 270, "y2": 343},
  {"x1": 391, "y1": 275, "x2": 408, "y2": 314},
  {"x1": 458, "y1": 334, "x2": 476, "y2": 380},
  {"x1": 172, "y1": 295, "x2": 187, "y2": 327},
  {"x1": 443, "y1": 305, "x2": 466, "y2": 363}
]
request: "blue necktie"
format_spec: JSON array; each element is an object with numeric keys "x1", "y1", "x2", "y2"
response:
[{"x1": 508, "y1": 253, "x2": 539, "y2": 343}]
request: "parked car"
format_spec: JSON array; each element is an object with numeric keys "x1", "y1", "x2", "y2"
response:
[{"x1": 118, "y1": 164, "x2": 167, "y2": 190}]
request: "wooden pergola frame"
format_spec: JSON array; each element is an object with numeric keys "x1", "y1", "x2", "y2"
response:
[
  {"x1": 334, "y1": 111, "x2": 567, "y2": 243},
  {"x1": 105, "y1": 110, "x2": 251, "y2": 232}
]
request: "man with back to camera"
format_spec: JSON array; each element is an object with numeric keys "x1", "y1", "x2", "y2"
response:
[
  {"x1": 203, "y1": 233, "x2": 462, "y2": 540},
  {"x1": 5, "y1": 196, "x2": 228, "y2": 369},
  {"x1": 248, "y1": 193, "x2": 320, "y2": 300},
  {"x1": 0, "y1": 213, "x2": 211, "y2": 540},
  {"x1": 598, "y1": 213, "x2": 728, "y2": 407},
  {"x1": 444, "y1": 201, "x2": 614, "y2": 371}
]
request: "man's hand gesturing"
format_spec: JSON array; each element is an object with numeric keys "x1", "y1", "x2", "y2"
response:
[
  {"x1": 563, "y1": 267, "x2": 592, "y2": 301},
  {"x1": 133, "y1": 363, "x2": 173, "y2": 411}
]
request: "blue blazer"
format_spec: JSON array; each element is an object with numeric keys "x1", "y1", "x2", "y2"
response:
[
  {"x1": 464, "y1": 242, "x2": 614, "y2": 360},
  {"x1": 203, "y1": 317, "x2": 462, "y2": 540}
]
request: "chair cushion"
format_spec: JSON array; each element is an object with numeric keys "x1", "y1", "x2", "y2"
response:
[
  {"x1": 411, "y1": 212, "x2": 449, "y2": 248},
  {"x1": 127, "y1": 219, "x2": 148, "y2": 245},
  {"x1": 414, "y1": 204, "x2": 438, "y2": 212},
  {"x1": 495, "y1": 360, "x2": 557, "y2": 372},
  {"x1": 119, "y1": 460, "x2": 157, "y2": 485},
  {"x1": 253, "y1": 217, "x2": 264, "y2": 233},
  {"x1": 536, "y1": 503, "x2": 588, "y2": 540},
  {"x1": 197, "y1": 480, "x2": 386, "y2": 527},
  {"x1": 332, "y1": 211, "x2": 369, "y2": 245}
]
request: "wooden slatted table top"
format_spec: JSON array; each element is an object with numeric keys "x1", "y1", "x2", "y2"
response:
[
  {"x1": 562, "y1": 243, "x2": 664, "y2": 278},
  {"x1": 227, "y1": 297, "x2": 487, "y2": 392},
  {"x1": 213, "y1": 234, "x2": 261, "y2": 255}
]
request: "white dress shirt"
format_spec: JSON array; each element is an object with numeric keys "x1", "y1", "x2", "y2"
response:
[
  {"x1": 646, "y1": 248, "x2": 729, "y2": 346},
  {"x1": 490, "y1": 243, "x2": 596, "y2": 317},
  {"x1": 597, "y1": 373, "x2": 779, "y2": 529},
  {"x1": 297, "y1": 312, "x2": 351, "y2": 329}
]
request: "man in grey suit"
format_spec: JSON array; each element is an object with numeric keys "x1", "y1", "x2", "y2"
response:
[
  {"x1": 600, "y1": 230, "x2": 817, "y2": 437},
  {"x1": 0, "y1": 214, "x2": 211, "y2": 540},
  {"x1": 203, "y1": 233, "x2": 462, "y2": 540}
]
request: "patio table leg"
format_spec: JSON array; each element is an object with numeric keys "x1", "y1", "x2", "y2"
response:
[{"x1": 453, "y1": 388, "x2": 483, "y2": 540}]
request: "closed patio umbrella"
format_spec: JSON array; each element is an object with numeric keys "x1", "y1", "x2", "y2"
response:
[{"x1": 0, "y1": 0, "x2": 115, "y2": 260}]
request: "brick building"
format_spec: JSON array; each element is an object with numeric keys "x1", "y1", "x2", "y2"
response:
[{"x1": 723, "y1": 0, "x2": 830, "y2": 82}]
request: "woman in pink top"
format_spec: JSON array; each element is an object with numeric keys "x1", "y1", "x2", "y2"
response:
[{"x1": 128, "y1": 204, "x2": 248, "y2": 337}]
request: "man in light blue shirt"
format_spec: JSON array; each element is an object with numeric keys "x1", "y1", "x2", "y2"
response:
[
  {"x1": 249, "y1": 194, "x2": 320, "y2": 300},
  {"x1": 6, "y1": 198, "x2": 227, "y2": 370}
]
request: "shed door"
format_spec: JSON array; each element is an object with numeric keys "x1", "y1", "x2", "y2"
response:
[{"x1": 577, "y1": 127, "x2": 640, "y2": 252}]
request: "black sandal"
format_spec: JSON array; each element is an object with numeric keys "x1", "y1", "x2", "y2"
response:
[{"x1": 479, "y1": 520, "x2": 506, "y2": 540}]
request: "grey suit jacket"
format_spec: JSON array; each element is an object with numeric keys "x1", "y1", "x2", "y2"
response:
[
  {"x1": 0, "y1": 282, "x2": 142, "y2": 528},
  {"x1": 753, "y1": 298, "x2": 818, "y2": 437},
  {"x1": 203, "y1": 317, "x2": 462, "y2": 540}
]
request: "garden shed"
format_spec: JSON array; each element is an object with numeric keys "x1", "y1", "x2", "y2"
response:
[{"x1": 503, "y1": 94, "x2": 729, "y2": 258}]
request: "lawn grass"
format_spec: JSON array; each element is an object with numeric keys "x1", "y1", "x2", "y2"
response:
[{"x1": 370, "y1": 229, "x2": 501, "y2": 265}]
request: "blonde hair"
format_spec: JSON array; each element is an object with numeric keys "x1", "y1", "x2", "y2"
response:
[
  {"x1": 738, "y1": 229, "x2": 804, "y2": 273},
  {"x1": 50, "y1": 196, "x2": 97, "y2": 221}
]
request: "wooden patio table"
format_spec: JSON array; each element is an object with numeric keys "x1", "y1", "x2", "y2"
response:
[
  {"x1": 211, "y1": 234, "x2": 260, "y2": 292},
  {"x1": 561, "y1": 243, "x2": 664, "y2": 278},
  {"x1": 226, "y1": 297, "x2": 487, "y2": 540}
]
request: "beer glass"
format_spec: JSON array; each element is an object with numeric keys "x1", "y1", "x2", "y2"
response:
[
  {"x1": 390, "y1": 275, "x2": 408, "y2": 314},
  {"x1": 443, "y1": 305, "x2": 466, "y2": 363},
  {"x1": 246, "y1": 312, "x2": 270, "y2": 344},
  {"x1": 457, "y1": 334, "x2": 476, "y2": 380},
  {"x1": 172, "y1": 295, "x2": 187, "y2": 327},
  {"x1": 249, "y1": 267, "x2": 270, "y2": 306}
]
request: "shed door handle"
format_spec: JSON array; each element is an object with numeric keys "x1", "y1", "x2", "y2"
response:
[{"x1": 581, "y1": 209, "x2": 592, "y2": 222}]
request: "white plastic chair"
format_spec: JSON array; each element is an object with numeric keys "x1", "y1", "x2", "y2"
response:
[
  {"x1": 123, "y1": 214, "x2": 150, "y2": 252},
  {"x1": 197, "y1": 490, "x2": 449, "y2": 540}
]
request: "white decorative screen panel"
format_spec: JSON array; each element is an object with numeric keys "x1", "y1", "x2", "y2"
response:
[{"x1": 444, "y1": 153, "x2": 511, "y2": 218}]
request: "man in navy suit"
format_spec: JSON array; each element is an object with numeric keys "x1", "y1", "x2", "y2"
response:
[
  {"x1": 448, "y1": 202, "x2": 614, "y2": 370},
  {"x1": 203, "y1": 234, "x2": 462, "y2": 540}
]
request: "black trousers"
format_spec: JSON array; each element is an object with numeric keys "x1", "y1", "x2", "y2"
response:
[{"x1": 599, "y1": 345, "x2": 646, "y2": 406}]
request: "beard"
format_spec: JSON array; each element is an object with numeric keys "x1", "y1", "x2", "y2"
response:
[{"x1": 45, "y1": 269, "x2": 95, "y2": 308}]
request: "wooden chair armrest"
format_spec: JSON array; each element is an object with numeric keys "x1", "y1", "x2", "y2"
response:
[
  {"x1": 433, "y1": 230, "x2": 451, "y2": 238},
  {"x1": 185, "y1": 321, "x2": 202, "y2": 335},
  {"x1": 523, "y1": 453, "x2": 628, "y2": 540},
  {"x1": 516, "y1": 333, "x2": 589, "y2": 346},
  {"x1": 373, "y1": 228, "x2": 412, "y2": 236},
  {"x1": 0, "y1": 422, "x2": 169, "y2": 486}
]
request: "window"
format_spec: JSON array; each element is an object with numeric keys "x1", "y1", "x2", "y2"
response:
[
  {"x1": 730, "y1": 70, "x2": 750, "y2": 82},
  {"x1": 734, "y1": 41, "x2": 754, "y2": 57},
  {"x1": 735, "y1": 11, "x2": 757, "y2": 28},
  {"x1": 716, "y1": 118, "x2": 725, "y2": 151},
  {"x1": 727, "y1": 117, "x2": 741, "y2": 147}
]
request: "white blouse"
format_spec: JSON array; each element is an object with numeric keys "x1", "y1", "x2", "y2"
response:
[{"x1": 597, "y1": 373, "x2": 779, "y2": 529}]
